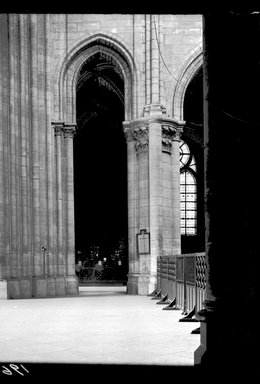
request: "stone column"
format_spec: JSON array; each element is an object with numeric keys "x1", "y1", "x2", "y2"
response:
[
  {"x1": 0, "y1": 14, "x2": 9, "y2": 290},
  {"x1": 53, "y1": 122, "x2": 65, "y2": 295},
  {"x1": 45, "y1": 14, "x2": 56, "y2": 296},
  {"x1": 135, "y1": 124, "x2": 151, "y2": 294},
  {"x1": 29, "y1": 14, "x2": 46, "y2": 297},
  {"x1": 19, "y1": 14, "x2": 32, "y2": 297},
  {"x1": 146, "y1": 118, "x2": 162, "y2": 294},
  {"x1": 145, "y1": 14, "x2": 151, "y2": 105},
  {"x1": 8, "y1": 14, "x2": 20, "y2": 285},
  {"x1": 124, "y1": 105, "x2": 184, "y2": 295},
  {"x1": 124, "y1": 123, "x2": 139, "y2": 294},
  {"x1": 194, "y1": 12, "x2": 258, "y2": 372},
  {"x1": 63, "y1": 124, "x2": 78, "y2": 296},
  {"x1": 151, "y1": 15, "x2": 160, "y2": 103}
]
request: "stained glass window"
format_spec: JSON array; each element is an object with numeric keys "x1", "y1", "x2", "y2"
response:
[{"x1": 180, "y1": 140, "x2": 197, "y2": 236}]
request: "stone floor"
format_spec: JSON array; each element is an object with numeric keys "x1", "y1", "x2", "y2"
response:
[{"x1": 0, "y1": 286, "x2": 201, "y2": 379}]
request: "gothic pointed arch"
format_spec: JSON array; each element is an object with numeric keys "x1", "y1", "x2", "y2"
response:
[
  {"x1": 53, "y1": 33, "x2": 138, "y2": 123},
  {"x1": 172, "y1": 44, "x2": 203, "y2": 122}
]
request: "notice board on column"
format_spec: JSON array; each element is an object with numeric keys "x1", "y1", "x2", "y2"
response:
[{"x1": 137, "y1": 229, "x2": 150, "y2": 254}]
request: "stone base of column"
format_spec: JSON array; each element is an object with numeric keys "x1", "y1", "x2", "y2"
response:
[
  {"x1": 55, "y1": 275, "x2": 66, "y2": 296},
  {"x1": 194, "y1": 302, "x2": 258, "y2": 374},
  {"x1": 3, "y1": 276, "x2": 78, "y2": 298},
  {"x1": 127, "y1": 273, "x2": 139, "y2": 294},
  {"x1": 65, "y1": 274, "x2": 79, "y2": 296},
  {"x1": 32, "y1": 277, "x2": 47, "y2": 297},
  {"x1": 46, "y1": 276, "x2": 56, "y2": 296},
  {"x1": 7, "y1": 278, "x2": 32, "y2": 299},
  {"x1": 0, "y1": 280, "x2": 8, "y2": 299},
  {"x1": 138, "y1": 273, "x2": 157, "y2": 295}
]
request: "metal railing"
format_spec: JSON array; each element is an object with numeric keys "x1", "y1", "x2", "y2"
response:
[{"x1": 156, "y1": 253, "x2": 206, "y2": 316}]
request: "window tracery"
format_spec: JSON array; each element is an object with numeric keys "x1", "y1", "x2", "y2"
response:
[{"x1": 180, "y1": 140, "x2": 197, "y2": 236}]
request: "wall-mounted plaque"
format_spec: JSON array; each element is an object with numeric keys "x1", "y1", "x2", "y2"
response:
[{"x1": 137, "y1": 229, "x2": 150, "y2": 254}]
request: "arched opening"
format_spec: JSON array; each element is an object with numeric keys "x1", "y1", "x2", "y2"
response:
[
  {"x1": 181, "y1": 65, "x2": 205, "y2": 253},
  {"x1": 73, "y1": 51, "x2": 128, "y2": 283}
]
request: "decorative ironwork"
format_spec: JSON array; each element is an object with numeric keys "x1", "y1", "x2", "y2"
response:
[
  {"x1": 196, "y1": 254, "x2": 207, "y2": 289},
  {"x1": 186, "y1": 256, "x2": 195, "y2": 284},
  {"x1": 176, "y1": 256, "x2": 184, "y2": 282}
]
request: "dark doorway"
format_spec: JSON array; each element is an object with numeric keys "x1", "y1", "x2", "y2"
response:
[{"x1": 74, "y1": 52, "x2": 128, "y2": 283}]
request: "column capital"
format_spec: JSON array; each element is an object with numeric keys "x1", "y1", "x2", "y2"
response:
[
  {"x1": 63, "y1": 125, "x2": 77, "y2": 139},
  {"x1": 161, "y1": 124, "x2": 183, "y2": 154},
  {"x1": 51, "y1": 121, "x2": 77, "y2": 138},
  {"x1": 123, "y1": 116, "x2": 184, "y2": 154},
  {"x1": 52, "y1": 121, "x2": 64, "y2": 136},
  {"x1": 123, "y1": 123, "x2": 149, "y2": 153}
]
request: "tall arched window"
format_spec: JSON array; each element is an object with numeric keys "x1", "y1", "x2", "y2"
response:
[{"x1": 180, "y1": 140, "x2": 197, "y2": 236}]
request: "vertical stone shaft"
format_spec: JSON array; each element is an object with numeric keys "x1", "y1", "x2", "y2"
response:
[
  {"x1": 54, "y1": 124, "x2": 64, "y2": 276},
  {"x1": 125, "y1": 133, "x2": 139, "y2": 294},
  {"x1": 195, "y1": 13, "x2": 259, "y2": 369},
  {"x1": 145, "y1": 14, "x2": 151, "y2": 105},
  {"x1": 148, "y1": 121, "x2": 162, "y2": 283},
  {"x1": 158, "y1": 15, "x2": 165, "y2": 107},
  {"x1": 45, "y1": 14, "x2": 55, "y2": 277},
  {"x1": 137, "y1": 149, "x2": 149, "y2": 231},
  {"x1": 8, "y1": 14, "x2": 20, "y2": 279},
  {"x1": 37, "y1": 15, "x2": 48, "y2": 277},
  {"x1": 30, "y1": 14, "x2": 41, "y2": 277},
  {"x1": 151, "y1": 14, "x2": 160, "y2": 103},
  {"x1": 63, "y1": 126, "x2": 76, "y2": 277},
  {"x1": 19, "y1": 14, "x2": 31, "y2": 277},
  {"x1": 0, "y1": 14, "x2": 9, "y2": 279}
]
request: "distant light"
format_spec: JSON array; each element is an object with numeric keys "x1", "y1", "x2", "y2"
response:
[{"x1": 111, "y1": 28, "x2": 117, "y2": 33}]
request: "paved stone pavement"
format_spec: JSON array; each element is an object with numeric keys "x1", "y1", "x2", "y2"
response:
[{"x1": 0, "y1": 286, "x2": 201, "y2": 378}]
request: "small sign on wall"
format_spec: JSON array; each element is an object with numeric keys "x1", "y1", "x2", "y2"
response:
[{"x1": 137, "y1": 229, "x2": 150, "y2": 254}]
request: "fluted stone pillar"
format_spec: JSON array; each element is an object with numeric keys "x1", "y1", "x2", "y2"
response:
[
  {"x1": 52, "y1": 122, "x2": 78, "y2": 296},
  {"x1": 63, "y1": 124, "x2": 79, "y2": 295},
  {"x1": 53, "y1": 122, "x2": 66, "y2": 295},
  {"x1": 135, "y1": 124, "x2": 151, "y2": 294},
  {"x1": 0, "y1": 14, "x2": 80, "y2": 299},
  {"x1": 0, "y1": 14, "x2": 10, "y2": 298},
  {"x1": 124, "y1": 104, "x2": 184, "y2": 295},
  {"x1": 124, "y1": 124, "x2": 141, "y2": 294},
  {"x1": 194, "y1": 12, "x2": 258, "y2": 372}
]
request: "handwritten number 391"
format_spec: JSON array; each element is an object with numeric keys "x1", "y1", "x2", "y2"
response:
[{"x1": 2, "y1": 364, "x2": 29, "y2": 376}]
